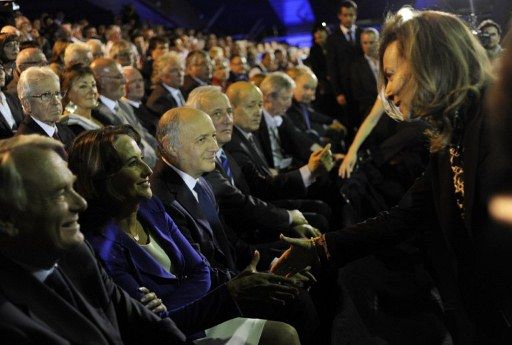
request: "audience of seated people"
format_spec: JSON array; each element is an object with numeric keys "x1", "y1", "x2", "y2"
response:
[{"x1": 0, "y1": 4, "x2": 511, "y2": 345}]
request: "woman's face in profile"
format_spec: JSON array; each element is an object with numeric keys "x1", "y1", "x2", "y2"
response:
[
  {"x1": 109, "y1": 134, "x2": 153, "y2": 203},
  {"x1": 383, "y1": 40, "x2": 415, "y2": 119}
]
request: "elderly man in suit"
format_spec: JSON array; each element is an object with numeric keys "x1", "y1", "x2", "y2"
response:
[
  {"x1": 0, "y1": 64, "x2": 23, "y2": 139},
  {"x1": 0, "y1": 135, "x2": 187, "y2": 344},
  {"x1": 146, "y1": 52, "x2": 186, "y2": 116},
  {"x1": 186, "y1": 85, "x2": 330, "y2": 239},
  {"x1": 16, "y1": 66, "x2": 75, "y2": 147},
  {"x1": 150, "y1": 107, "x2": 320, "y2": 344},
  {"x1": 91, "y1": 57, "x2": 157, "y2": 166},
  {"x1": 181, "y1": 50, "x2": 212, "y2": 100},
  {"x1": 122, "y1": 66, "x2": 159, "y2": 135}
]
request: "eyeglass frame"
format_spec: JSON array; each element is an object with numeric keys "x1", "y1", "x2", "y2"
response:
[{"x1": 26, "y1": 91, "x2": 64, "y2": 102}]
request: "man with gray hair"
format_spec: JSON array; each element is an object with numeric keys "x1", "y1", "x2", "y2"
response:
[
  {"x1": 63, "y1": 42, "x2": 93, "y2": 68},
  {"x1": 257, "y1": 72, "x2": 322, "y2": 171},
  {"x1": 5, "y1": 47, "x2": 48, "y2": 97},
  {"x1": 0, "y1": 134, "x2": 188, "y2": 344},
  {"x1": 86, "y1": 38, "x2": 106, "y2": 59},
  {"x1": 91, "y1": 57, "x2": 157, "y2": 166},
  {"x1": 16, "y1": 66, "x2": 75, "y2": 147},
  {"x1": 146, "y1": 52, "x2": 186, "y2": 116}
]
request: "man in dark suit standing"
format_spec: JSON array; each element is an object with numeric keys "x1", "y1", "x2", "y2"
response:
[
  {"x1": 0, "y1": 64, "x2": 23, "y2": 139},
  {"x1": 0, "y1": 135, "x2": 187, "y2": 345},
  {"x1": 16, "y1": 66, "x2": 75, "y2": 147},
  {"x1": 146, "y1": 52, "x2": 186, "y2": 116},
  {"x1": 181, "y1": 50, "x2": 212, "y2": 100},
  {"x1": 350, "y1": 27, "x2": 379, "y2": 120},
  {"x1": 326, "y1": 0, "x2": 363, "y2": 134},
  {"x1": 122, "y1": 66, "x2": 159, "y2": 136}
]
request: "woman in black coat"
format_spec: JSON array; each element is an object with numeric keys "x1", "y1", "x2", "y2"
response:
[{"x1": 273, "y1": 8, "x2": 501, "y2": 345}]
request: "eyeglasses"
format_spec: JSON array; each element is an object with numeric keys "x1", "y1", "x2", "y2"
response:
[
  {"x1": 5, "y1": 41, "x2": 19, "y2": 49},
  {"x1": 102, "y1": 75, "x2": 125, "y2": 81},
  {"x1": 29, "y1": 91, "x2": 63, "y2": 102}
]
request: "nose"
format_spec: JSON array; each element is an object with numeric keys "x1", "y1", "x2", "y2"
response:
[
  {"x1": 141, "y1": 160, "x2": 153, "y2": 177},
  {"x1": 70, "y1": 188, "x2": 88, "y2": 213}
]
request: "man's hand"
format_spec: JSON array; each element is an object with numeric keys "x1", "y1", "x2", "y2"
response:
[
  {"x1": 329, "y1": 120, "x2": 347, "y2": 135},
  {"x1": 227, "y1": 251, "x2": 300, "y2": 307},
  {"x1": 289, "y1": 209, "x2": 307, "y2": 226},
  {"x1": 336, "y1": 94, "x2": 347, "y2": 106},
  {"x1": 293, "y1": 224, "x2": 322, "y2": 238},
  {"x1": 139, "y1": 287, "x2": 167, "y2": 314},
  {"x1": 289, "y1": 266, "x2": 317, "y2": 290},
  {"x1": 270, "y1": 235, "x2": 317, "y2": 277},
  {"x1": 307, "y1": 144, "x2": 334, "y2": 176}
]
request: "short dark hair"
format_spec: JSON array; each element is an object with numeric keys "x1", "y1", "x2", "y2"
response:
[
  {"x1": 230, "y1": 54, "x2": 241, "y2": 62},
  {"x1": 338, "y1": 0, "x2": 357, "y2": 14},
  {"x1": 68, "y1": 125, "x2": 141, "y2": 208},
  {"x1": 478, "y1": 19, "x2": 502, "y2": 36},
  {"x1": 148, "y1": 36, "x2": 169, "y2": 56},
  {"x1": 60, "y1": 64, "x2": 95, "y2": 106}
]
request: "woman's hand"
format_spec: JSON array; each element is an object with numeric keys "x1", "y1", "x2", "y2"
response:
[
  {"x1": 338, "y1": 149, "x2": 357, "y2": 178},
  {"x1": 139, "y1": 287, "x2": 167, "y2": 314}
]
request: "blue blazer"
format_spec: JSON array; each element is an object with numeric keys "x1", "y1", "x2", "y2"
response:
[{"x1": 86, "y1": 196, "x2": 240, "y2": 336}]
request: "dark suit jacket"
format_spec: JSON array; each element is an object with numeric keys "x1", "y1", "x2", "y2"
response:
[
  {"x1": 256, "y1": 113, "x2": 315, "y2": 168},
  {"x1": 0, "y1": 92, "x2": 24, "y2": 139},
  {"x1": 325, "y1": 26, "x2": 363, "y2": 98},
  {"x1": 146, "y1": 83, "x2": 179, "y2": 117},
  {"x1": 204, "y1": 157, "x2": 290, "y2": 237},
  {"x1": 0, "y1": 242, "x2": 187, "y2": 345},
  {"x1": 16, "y1": 115, "x2": 76, "y2": 148},
  {"x1": 180, "y1": 76, "x2": 203, "y2": 101},
  {"x1": 350, "y1": 56, "x2": 378, "y2": 119},
  {"x1": 150, "y1": 160, "x2": 238, "y2": 281},
  {"x1": 286, "y1": 99, "x2": 333, "y2": 142},
  {"x1": 86, "y1": 197, "x2": 240, "y2": 336},
  {"x1": 127, "y1": 101, "x2": 159, "y2": 136},
  {"x1": 222, "y1": 136, "x2": 307, "y2": 202},
  {"x1": 324, "y1": 91, "x2": 506, "y2": 338}
]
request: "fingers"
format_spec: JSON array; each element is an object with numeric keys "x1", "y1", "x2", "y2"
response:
[
  {"x1": 280, "y1": 234, "x2": 310, "y2": 248},
  {"x1": 145, "y1": 297, "x2": 163, "y2": 309},
  {"x1": 151, "y1": 304, "x2": 167, "y2": 314},
  {"x1": 245, "y1": 250, "x2": 260, "y2": 273},
  {"x1": 140, "y1": 291, "x2": 157, "y2": 303},
  {"x1": 138, "y1": 286, "x2": 150, "y2": 294}
]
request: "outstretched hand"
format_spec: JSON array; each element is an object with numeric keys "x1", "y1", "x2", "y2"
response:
[
  {"x1": 227, "y1": 251, "x2": 300, "y2": 307},
  {"x1": 293, "y1": 224, "x2": 322, "y2": 238},
  {"x1": 270, "y1": 235, "x2": 317, "y2": 277}
]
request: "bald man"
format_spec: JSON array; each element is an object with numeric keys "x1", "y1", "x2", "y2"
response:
[
  {"x1": 122, "y1": 66, "x2": 159, "y2": 135},
  {"x1": 91, "y1": 57, "x2": 157, "y2": 166}
]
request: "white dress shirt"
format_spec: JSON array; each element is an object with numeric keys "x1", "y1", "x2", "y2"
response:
[
  {"x1": 340, "y1": 24, "x2": 357, "y2": 42},
  {"x1": 166, "y1": 161, "x2": 200, "y2": 202},
  {"x1": 31, "y1": 116, "x2": 57, "y2": 137},
  {"x1": 0, "y1": 92, "x2": 16, "y2": 129}
]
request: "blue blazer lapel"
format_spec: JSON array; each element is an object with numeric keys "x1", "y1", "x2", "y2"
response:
[{"x1": 100, "y1": 220, "x2": 177, "y2": 280}]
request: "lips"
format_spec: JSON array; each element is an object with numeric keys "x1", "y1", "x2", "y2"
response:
[
  {"x1": 61, "y1": 218, "x2": 79, "y2": 231},
  {"x1": 137, "y1": 179, "x2": 150, "y2": 187}
]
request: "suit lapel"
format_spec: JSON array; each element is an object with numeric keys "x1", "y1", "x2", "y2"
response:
[{"x1": 0, "y1": 255, "x2": 111, "y2": 345}]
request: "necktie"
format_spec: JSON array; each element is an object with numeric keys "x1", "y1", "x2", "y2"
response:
[
  {"x1": 52, "y1": 128, "x2": 60, "y2": 141},
  {"x1": 347, "y1": 30, "x2": 353, "y2": 45},
  {"x1": 176, "y1": 91, "x2": 185, "y2": 106},
  {"x1": 247, "y1": 133, "x2": 271, "y2": 172},
  {"x1": 45, "y1": 269, "x2": 78, "y2": 307},
  {"x1": 193, "y1": 181, "x2": 235, "y2": 268},
  {"x1": 218, "y1": 150, "x2": 234, "y2": 184},
  {"x1": 300, "y1": 103, "x2": 312, "y2": 130}
]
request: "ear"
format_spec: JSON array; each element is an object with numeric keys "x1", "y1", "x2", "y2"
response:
[
  {"x1": 0, "y1": 218, "x2": 19, "y2": 237},
  {"x1": 20, "y1": 98, "x2": 31, "y2": 115}
]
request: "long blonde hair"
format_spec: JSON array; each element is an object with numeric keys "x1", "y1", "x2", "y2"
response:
[{"x1": 379, "y1": 9, "x2": 493, "y2": 152}]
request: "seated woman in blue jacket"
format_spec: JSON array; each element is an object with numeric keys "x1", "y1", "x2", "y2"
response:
[{"x1": 67, "y1": 125, "x2": 301, "y2": 345}]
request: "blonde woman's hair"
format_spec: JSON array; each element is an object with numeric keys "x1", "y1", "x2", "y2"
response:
[{"x1": 379, "y1": 9, "x2": 493, "y2": 152}]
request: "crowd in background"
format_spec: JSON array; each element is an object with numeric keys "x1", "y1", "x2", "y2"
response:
[{"x1": 0, "y1": 1, "x2": 511, "y2": 345}]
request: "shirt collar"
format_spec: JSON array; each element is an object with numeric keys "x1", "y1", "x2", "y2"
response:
[
  {"x1": 99, "y1": 95, "x2": 118, "y2": 113},
  {"x1": 263, "y1": 109, "x2": 283, "y2": 128},
  {"x1": 162, "y1": 83, "x2": 181, "y2": 96},
  {"x1": 31, "y1": 116, "x2": 57, "y2": 137},
  {"x1": 235, "y1": 125, "x2": 253, "y2": 140},
  {"x1": 0, "y1": 91, "x2": 6, "y2": 104},
  {"x1": 122, "y1": 97, "x2": 141, "y2": 108},
  {"x1": 164, "y1": 160, "x2": 199, "y2": 193},
  {"x1": 340, "y1": 24, "x2": 356, "y2": 35},
  {"x1": 191, "y1": 76, "x2": 207, "y2": 86}
]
